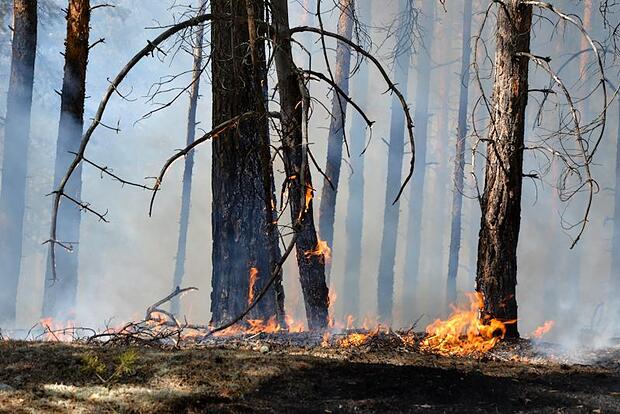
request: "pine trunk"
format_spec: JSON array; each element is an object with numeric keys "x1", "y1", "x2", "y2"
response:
[
  {"x1": 171, "y1": 2, "x2": 204, "y2": 316},
  {"x1": 272, "y1": 0, "x2": 329, "y2": 330},
  {"x1": 318, "y1": 0, "x2": 354, "y2": 281},
  {"x1": 476, "y1": 0, "x2": 532, "y2": 338},
  {"x1": 210, "y1": 0, "x2": 284, "y2": 325},
  {"x1": 377, "y1": 0, "x2": 412, "y2": 322},
  {"x1": 42, "y1": 0, "x2": 90, "y2": 321},
  {"x1": 446, "y1": 0, "x2": 473, "y2": 305},
  {"x1": 0, "y1": 0, "x2": 37, "y2": 325}
]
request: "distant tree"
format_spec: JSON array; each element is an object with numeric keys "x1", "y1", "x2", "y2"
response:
[{"x1": 0, "y1": 0, "x2": 38, "y2": 326}]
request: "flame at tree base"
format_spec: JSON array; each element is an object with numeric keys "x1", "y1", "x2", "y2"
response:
[{"x1": 420, "y1": 292, "x2": 512, "y2": 357}]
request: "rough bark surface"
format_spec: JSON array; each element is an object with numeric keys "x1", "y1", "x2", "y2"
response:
[
  {"x1": 377, "y1": 0, "x2": 412, "y2": 322},
  {"x1": 272, "y1": 0, "x2": 329, "y2": 330},
  {"x1": 476, "y1": 0, "x2": 532, "y2": 338},
  {"x1": 171, "y1": 3, "x2": 204, "y2": 316},
  {"x1": 42, "y1": 0, "x2": 90, "y2": 321},
  {"x1": 210, "y1": 0, "x2": 284, "y2": 325},
  {"x1": 0, "y1": 0, "x2": 37, "y2": 325},
  {"x1": 446, "y1": 0, "x2": 473, "y2": 306},
  {"x1": 318, "y1": 0, "x2": 354, "y2": 281}
]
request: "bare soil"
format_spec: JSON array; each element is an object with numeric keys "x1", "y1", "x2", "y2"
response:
[{"x1": 0, "y1": 338, "x2": 619, "y2": 413}]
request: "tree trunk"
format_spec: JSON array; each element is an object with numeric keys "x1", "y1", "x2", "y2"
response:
[
  {"x1": 401, "y1": 0, "x2": 434, "y2": 312},
  {"x1": 210, "y1": 0, "x2": 284, "y2": 325},
  {"x1": 611, "y1": 94, "x2": 620, "y2": 330},
  {"x1": 42, "y1": 0, "x2": 90, "y2": 321},
  {"x1": 446, "y1": 0, "x2": 473, "y2": 306},
  {"x1": 377, "y1": 0, "x2": 413, "y2": 323},
  {"x1": 0, "y1": 0, "x2": 37, "y2": 326},
  {"x1": 318, "y1": 0, "x2": 354, "y2": 281},
  {"x1": 342, "y1": 0, "x2": 370, "y2": 320},
  {"x1": 476, "y1": 0, "x2": 532, "y2": 338},
  {"x1": 272, "y1": 0, "x2": 329, "y2": 330},
  {"x1": 170, "y1": 2, "x2": 204, "y2": 316}
]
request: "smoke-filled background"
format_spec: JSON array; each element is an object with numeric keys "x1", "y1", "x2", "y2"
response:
[{"x1": 0, "y1": 0, "x2": 618, "y2": 347}]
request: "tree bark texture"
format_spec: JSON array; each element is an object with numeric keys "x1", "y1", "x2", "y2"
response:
[
  {"x1": 210, "y1": 0, "x2": 284, "y2": 325},
  {"x1": 475, "y1": 0, "x2": 532, "y2": 338}
]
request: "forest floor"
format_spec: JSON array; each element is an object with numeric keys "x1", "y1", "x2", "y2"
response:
[{"x1": 0, "y1": 336, "x2": 619, "y2": 413}]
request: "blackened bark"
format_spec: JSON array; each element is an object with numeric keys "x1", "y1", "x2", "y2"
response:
[
  {"x1": 42, "y1": 0, "x2": 90, "y2": 321},
  {"x1": 476, "y1": 0, "x2": 532, "y2": 338},
  {"x1": 377, "y1": 0, "x2": 412, "y2": 322},
  {"x1": 402, "y1": 0, "x2": 434, "y2": 309},
  {"x1": 272, "y1": 0, "x2": 329, "y2": 330},
  {"x1": 210, "y1": 0, "x2": 284, "y2": 325},
  {"x1": 0, "y1": 0, "x2": 37, "y2": 325},
  {"x1": 171, "y1": 2, "x2": 204, "y2": 316},
  {"x1": 318, "y1": 0, "x2": 354, "y2": 281},
  {"x1": 342, "y1": 0, "x2": 370, "y2": 320},
  {"x1": 446, "y1": 0, "x2": 473, "y2": 305}
]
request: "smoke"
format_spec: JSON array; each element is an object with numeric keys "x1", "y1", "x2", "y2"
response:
[{"x1": 0, "y1": 0, "x2": 618, "y2": 354}]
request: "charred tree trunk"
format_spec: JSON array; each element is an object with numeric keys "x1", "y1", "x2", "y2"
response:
[
  {"x1": 402, "y1": 1, "x2": 435, "y2": 309},
  {"x1": 446, "y1": 0, "x2": 473, "y2": 306},
  {"x1": 343, "y1": 0, "x2": 370, "y2": 320},
  {"x1": 210, "y1": 0, "x2": 284, "y2": 325},
  {"x1": 0, "y1": 0, "x2": 37, "y2": 325},
  {"x1": 42, "y1": 0, "x2": 90, "y2": 321},
  {"x1": 377, "y1": 0, "x2": 412, "y2": 322},
  {"x1": 476, "y1": 0, "x2": 532, "y2": 338},
  {"x1": 272, "y1": 0, "x2": 329, "y2": 330},
  {"x1": 170, "y1": 3, "x2": 204, "y2": 316},
  {"x1": 318, "y1": 0, "x2": 354, "y2": 281}
]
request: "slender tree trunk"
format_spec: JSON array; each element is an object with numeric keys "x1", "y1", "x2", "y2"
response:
[
  {"x1": 42, "y1": 0, "x2": 90, "y2": 320},
  {"x1": 611, "y1": 94, "x2": 620, "y2": 330},
  {"x1": 272, "y1": 0, "x2": 329, "y2": 330},
  {"x1": 342, "y1": 0, "x2": 370, "y2": 320},
  {"x1": 401, "y1": 0, "x2": 434, "y2": 310},
  {"x1": 170, "y1": 2, "x2": 204, "y2": 316},
  {"x1": 377, "y1": 0, "x2": 413, "y2": 322},
  {"x1": 476, "y1": 0, "x2": 532, "y2": 338},
  {"x1": 0, "y1": 0, "x2": 37, "y2": 326},
  {"x1": 318, "y1": 0, "x2": 354, "y2": 281},
  {"x1": 446, "y1": 0, "x2": 473, "y2": 305},
  {"x1": 210, "y1": 0, "x2": 284, "y2": 325}
]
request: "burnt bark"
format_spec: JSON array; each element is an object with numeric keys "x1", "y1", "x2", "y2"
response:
[
  {"x1": 377, "y1": 0, "x2": 413, "y2": 322},
  {"x1": 0, "y1": 0, "x2": 37, "y2": 325},
  {"x1": 42, "y1": 0, "x2": 90, "y2": 321},
  {"x1": 402, "y1": 0, "x2": 435, "y2": 309},
  {"x1": 476, "y1": 0, "x2": 532, "y2": 338},
  {"x1": 446, "y1": 0, "x2": 473, "y2": 306},
  {"x1": 318, "y1": 0, "x2": 354, "y2": 281},
  {"x1": 342, "y1": 0, "x2": 370, "y2": 320},
  {"x1": 272, "y1": 0, "x2": 329, "y2": 330},
  {"x1": 171, "y1": 2, "x2": 204, "y2": 316},
  {"x1": 210, "y1": 0, "x2": 284, "y2": 325}
]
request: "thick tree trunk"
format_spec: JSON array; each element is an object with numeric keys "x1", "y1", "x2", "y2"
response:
[
  {"x1": 42, "y1": 0, "x2": 90, "y2": 321},
  {"x1": 210, "y1": 0, "x2": 284, "y2": 325},
  {"x1": 476, "y1": 0, "x2": 532, "y2": 338},
  {"x1": 446, "y1": 0, "x2": 473, "y2": 305},
  {"x1": 272, "y1": 0, "x2": 329, "y2": 330},
  {"x1": 170, "y1": 2, "x2": 204, "y2": 316},
  {"x1": 318, "y1": 0, "x2": 354, "y2": 281},
  {"x1": 401, "y1": 0, "x2": 434, "y2": 311},
  {"x1": 377, "y1": 0, "x2": 412, "y2": 323},
  {"x1": 342, "y1": 0, "x2": 370, "y2": 320},
  {"x1": 0, "y1": 0, "x2": 37, "y2": 326}
]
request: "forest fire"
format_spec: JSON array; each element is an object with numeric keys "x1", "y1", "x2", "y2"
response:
[
  {"x1": 531, "y1": 320, "x2": 555, "y2": 339},
  {"x1": 248, "y1": 267, "x2": 259, "y2": 305},
  {"x1": 420, "y1": 292, "x2": 510, "y2": 357},
  {"x1": 304, "y1": 239, "x2": 332, "y2": 263}
]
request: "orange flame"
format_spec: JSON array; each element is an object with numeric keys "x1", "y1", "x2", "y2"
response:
[
  {"x1": 304, "y1": 184, "x2": 313, "y2": 213},
  {"x1": 420, "y1": 292, "x2": 511, "y2": 356},
  {"x1": 304, "y1": 239, "x2": 331, "y2": 264},
  {"x1": 531, "y1": 320, "x2": 554, "y2": 339},
  {"x1": 248, "y1": 267, "x2": 259, "y2": 305},
  {"x1": 40, "y1": 318, "x2": 75, "y2": 342}
]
